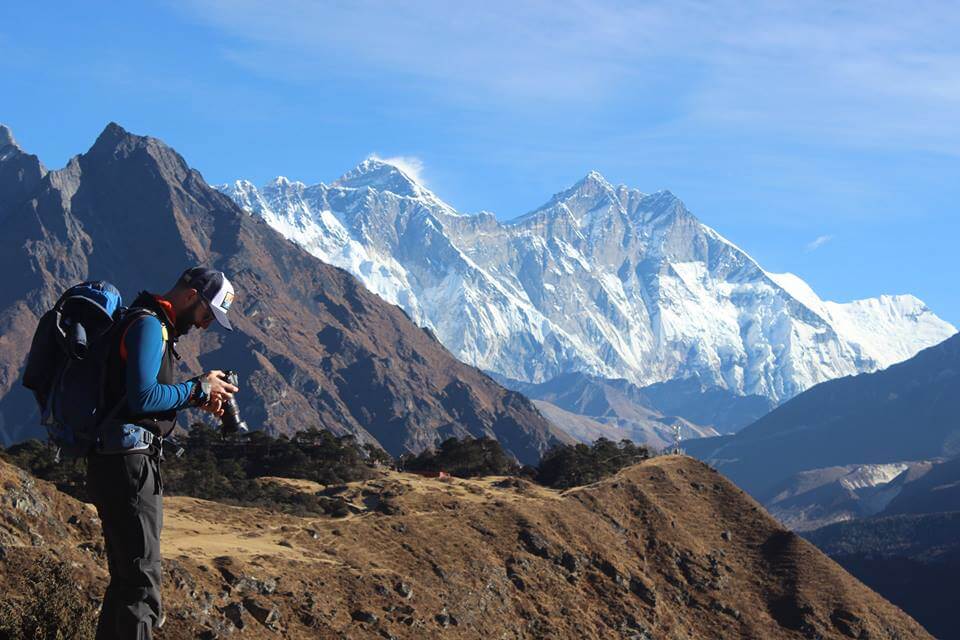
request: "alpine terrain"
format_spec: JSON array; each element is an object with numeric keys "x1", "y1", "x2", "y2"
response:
[
  {"x1": 219, "y1": 163, "x2": 954, "y2": 413},
  {"x1": 0, "y1": 123, "x2": 568, "y2": 463}
]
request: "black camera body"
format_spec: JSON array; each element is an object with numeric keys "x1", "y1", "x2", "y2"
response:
[{"x1": 220, "y1": 370, "x2": 249, "y2": 434}]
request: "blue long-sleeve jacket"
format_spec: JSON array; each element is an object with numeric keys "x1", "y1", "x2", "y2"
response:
[{"x1": 122, "y1": 315, "x2": 194, "y2": 414}]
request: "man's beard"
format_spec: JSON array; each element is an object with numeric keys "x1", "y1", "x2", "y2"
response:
[{"x1": 175, "y1": 299, "x2": 202, "y2": 336}]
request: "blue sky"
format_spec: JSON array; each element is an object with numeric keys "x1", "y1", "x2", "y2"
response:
[{"x1": 4, "y1": 1, "x2": 958, "y2": 324}]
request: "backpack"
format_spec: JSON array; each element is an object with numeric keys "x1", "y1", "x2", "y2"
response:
[{"x1": 22, "y1": 281, "x2": 141, "y2": 458}]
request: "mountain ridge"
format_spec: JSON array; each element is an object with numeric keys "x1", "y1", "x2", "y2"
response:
[{"x1": 219, "y1": 165, "x2": 954, "y2": 410}]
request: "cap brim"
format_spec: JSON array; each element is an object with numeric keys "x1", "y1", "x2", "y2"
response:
[{"x1": 210, "y1": 303, "x2": 233, "y2": 330}]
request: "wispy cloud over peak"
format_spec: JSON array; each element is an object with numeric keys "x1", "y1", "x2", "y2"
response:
[
  {"x1": 805, "y1": 235, "x2": 834, "y2": 252},
  {"x1": 369, "y1": 153, "x2": 427, "y2": 186}
]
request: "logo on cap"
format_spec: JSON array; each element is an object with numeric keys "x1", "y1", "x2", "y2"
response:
[{"x1": 222, "y1": 291, "x2": 234, "y2": 311}]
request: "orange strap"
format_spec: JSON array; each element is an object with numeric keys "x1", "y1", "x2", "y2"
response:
[{"x1": 118, "y1": 312, "x2": 167, "y2": 363}]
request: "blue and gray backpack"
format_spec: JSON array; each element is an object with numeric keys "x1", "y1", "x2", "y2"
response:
[{"x1": 22, "y1": 281, "x2": 131, "y2": 458}]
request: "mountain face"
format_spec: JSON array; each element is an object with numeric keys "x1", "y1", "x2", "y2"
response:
[
  {"x1": 219, "y1": 164, "x2": 954, "y2": 407},
  {"x1": 686, "y1": 332, "x2": 960, "y2": 500},
  {"x1": 0, "y1": 123, "x2": 568, "y2": 463},
  {"x1": 0, "y1": 455, "x2": 934, "y2": 638}
]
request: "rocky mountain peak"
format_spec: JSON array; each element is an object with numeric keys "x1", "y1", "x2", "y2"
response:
[
  {"x1": 84, "y1": 121, "x2": 197, "y2": 188},
  {"x1": 510, "y1": 171, "x2": 621, "y2": 226},
  {"x1": 0, "y1": 123, "x2": 47, "y2": 217},
  {"x1": 87, "y1": 122, "x2": 171, "y2": 161},
  {"x1": 89, "y1": 121, "x2": 131, "y2": 153},
  {"x1": 0, "y1": 124, "x2": 17, "y2": 149},
  {"x1": 267, "y1": 175, "x2": 306, "y2": 195},
  {"x1": 334, "y1": 157, "x2": 424, "y2": 198},
  {"x1": 559, "y1": 169, "x2": 617, "y2": 203},
  {"x1": 580, "y1": 169, "x2": 613, "y2": 188}
]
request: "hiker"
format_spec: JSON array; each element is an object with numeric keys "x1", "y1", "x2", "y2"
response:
[{"x1": 87, "y1": 267, "x2": 239, "y2": 639}]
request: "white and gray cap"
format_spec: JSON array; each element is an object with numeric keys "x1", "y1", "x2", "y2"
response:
[{"x1": 180, "y1": 267, "x2": 235, "y2": 330}]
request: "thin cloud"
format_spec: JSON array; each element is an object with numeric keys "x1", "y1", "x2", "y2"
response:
[
  {"x1": 178, "y1": 1, "x2": 669, "y2": 103},
  {"x1": 176, "y1": 1, "x2": 960, "y2": 154},
  {"x1": 805, "y1": 235, "x2": 834, "y2": 252}
]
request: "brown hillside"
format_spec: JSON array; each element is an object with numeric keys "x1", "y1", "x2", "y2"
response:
[{"x1": 0, "y1": 456, "x2": 930, "y2": 639}]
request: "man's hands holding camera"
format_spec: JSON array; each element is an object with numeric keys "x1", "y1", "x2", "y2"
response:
[{"x1": 195, "y1": 370, "x2": 239, "y2": 417}]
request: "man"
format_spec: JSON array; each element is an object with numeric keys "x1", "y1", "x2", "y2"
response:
[{"x1": 87, "y1": 266, "x2": 239, "y2": 639}]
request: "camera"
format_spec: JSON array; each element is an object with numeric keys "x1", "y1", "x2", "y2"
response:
[{"x1": 219, "y1": 370, "x2": 249, "y2": 434}]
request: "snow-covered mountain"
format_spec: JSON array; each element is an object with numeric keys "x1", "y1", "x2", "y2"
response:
[{"x1": 217, "y1": 160, "x2": 955, "y2": 404}]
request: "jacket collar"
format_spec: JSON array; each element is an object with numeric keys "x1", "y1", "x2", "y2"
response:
[{"x1": 132, "y1": 291, "x2": 180, "y2": 339}]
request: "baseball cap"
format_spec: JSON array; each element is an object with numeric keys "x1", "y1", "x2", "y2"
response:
[{"x1": 179, "y1": 267, "x2": 235, "y2": 330}]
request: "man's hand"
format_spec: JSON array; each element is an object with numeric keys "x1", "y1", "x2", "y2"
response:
[{"x1": 198, "y1": 370, "x2": 239, "y2": 417}]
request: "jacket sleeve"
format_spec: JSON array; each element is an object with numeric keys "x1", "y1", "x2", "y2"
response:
[{"x1": 123, "y1": 315, "x2": 194, "y2": 413}]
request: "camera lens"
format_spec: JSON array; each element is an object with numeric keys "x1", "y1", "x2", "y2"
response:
[{"x1": 220, "y1": 370, "x2": 248, "y2": 433}]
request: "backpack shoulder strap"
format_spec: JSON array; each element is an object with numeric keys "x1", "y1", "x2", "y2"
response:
[
  {"x1": 97, "y1": 308, "x2": 163, "y2": 425},
  {"x1": 117, "y1": 308, "x2": 164, "y2": 363}
]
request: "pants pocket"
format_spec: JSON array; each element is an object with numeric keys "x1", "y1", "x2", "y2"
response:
[{"x1": 123, "y1": 454, "x2": 149, "y2": 496}]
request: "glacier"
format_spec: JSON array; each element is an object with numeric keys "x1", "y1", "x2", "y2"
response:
[{"x1": 217, "y1": 159, "x2": 956, "y2": 404}]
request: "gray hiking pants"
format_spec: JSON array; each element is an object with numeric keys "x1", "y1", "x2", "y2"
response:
[{"x1": 87, "y1": 451, "x2": 163, "y2": 640}]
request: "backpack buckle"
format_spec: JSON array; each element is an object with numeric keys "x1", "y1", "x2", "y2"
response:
[{"x1": 96, "y1": 423, "x2": 155, "y2": 455}]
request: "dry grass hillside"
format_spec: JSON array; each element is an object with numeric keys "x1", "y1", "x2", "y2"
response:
[{"x1": 0, "y1": 455, "x2": 931, "y2": 639}]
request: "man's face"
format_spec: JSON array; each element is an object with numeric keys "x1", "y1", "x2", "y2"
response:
[{"x1": 176, "y1": 291, "x2": 214, "y2": 335}]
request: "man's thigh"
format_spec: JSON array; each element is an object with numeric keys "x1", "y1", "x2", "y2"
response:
[{"x1": 88, "y1": 454, "x2": 162, "y2": 608}]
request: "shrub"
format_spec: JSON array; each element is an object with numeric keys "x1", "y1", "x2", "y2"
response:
[
  {"x1": 401, "y1": 436, "x2": 521, "y2": 477},
  {"x1": 160, "y1": 424, "x2": 392, "y2": 510},
  {"x1": 0, "y1": 558, "x2": 98, "y2": 640}
]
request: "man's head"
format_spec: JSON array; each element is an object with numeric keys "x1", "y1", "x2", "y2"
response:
[{"x1": 164, "y1": 267, "x2": 235, "y2": 336}]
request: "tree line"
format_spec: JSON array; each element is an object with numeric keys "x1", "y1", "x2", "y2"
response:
[{"x1": 2, "y1": 424, "x2": 652, "y2": 511}]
